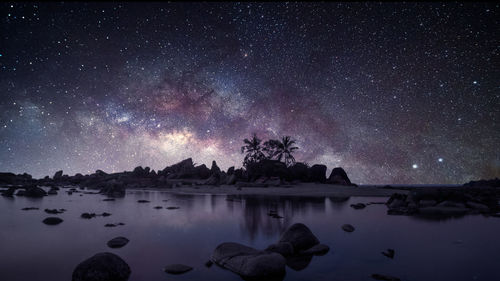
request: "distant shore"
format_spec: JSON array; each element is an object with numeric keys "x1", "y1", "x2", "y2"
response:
[{"x1": 142, "y1": 183, "x2": 411, "y2": 197}]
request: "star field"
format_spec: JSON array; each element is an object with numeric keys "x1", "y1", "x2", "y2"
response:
[{"x1": 0, "y1": 2, "x2": 498, "y2": 184}]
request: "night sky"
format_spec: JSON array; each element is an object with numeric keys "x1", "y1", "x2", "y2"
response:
[{"x1": 0, "y1": 2, "x2": 498, "y2": 184}]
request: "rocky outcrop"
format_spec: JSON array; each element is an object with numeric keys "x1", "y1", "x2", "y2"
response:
[
  {"x1": 386, "y1": 188, "x2": 500, "y2": 217},
  {"x1": 53, "y1": 170, "x2": 63, "y2": 180},
  {"x1": 308, "y1": 165, "x2": 327, "y2": 183},
  {"x1": 72, "y1": 252, "x2": 131, "y2": 281},
  {"x1": 20, "y1": 186, "x2": 47, "y2": 197},
  {"x1": 327, "y1": 167, "x2": 353, "y2": 185},
  {"x1": 43, "y1": 217, "x2": 63, "y2": 225},
  {"x1": 107, "y1": 237, "x2": 129, "y2": 248}
]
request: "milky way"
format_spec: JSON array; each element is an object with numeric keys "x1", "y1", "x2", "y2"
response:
[{"x1": 0, "y1": 2, "x2": 498, "y2": 184}]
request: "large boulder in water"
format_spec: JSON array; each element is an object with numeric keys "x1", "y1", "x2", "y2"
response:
[
  {"x1": 212, "y1": 242, "x2": 286, "y2": 280},
  {"x1": 193, "y1": 164, "x2": 211, "y2": 179},
  {"x1": 308, "y1": 165, "x2": 327, "y2": 183},
  {"x1": 72, "y1": 252, "x2": 131, "y2": 281},
  {"x1": 210, "y1": 160, "x2": 221, "y2": 175},
  {"x1": 23, "y1": 186, "x2": 47, "y2": 197},
  {"x1": 327, "y1": 167, "x2": 352, "y2": 185},
  {"x1": 278, "y1": 223, "x2": 320, "y2": 252}
]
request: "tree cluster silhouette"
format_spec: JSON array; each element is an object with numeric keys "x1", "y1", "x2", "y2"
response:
[{"x1": 241, "y1": 134, "x2": 299, "y2": 168}]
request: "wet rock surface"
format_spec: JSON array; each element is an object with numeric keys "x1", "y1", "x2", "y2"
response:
[
  {"x1": 72, "y1": 252, "x2": 131, "y2": 281},
  {"x1": 107, "y1": 237, "x2": 129, "y2": 248},
  {"x1": 164, "y1": 264, "x2": 193, "y2": 274},
  {"x1": 42, "y1": 217, "x2": 63, "y2": 225}
]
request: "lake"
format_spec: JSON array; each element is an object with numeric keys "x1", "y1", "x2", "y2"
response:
[{"x1": 1, "y1": 188, "x2": 499, "y2": 281}]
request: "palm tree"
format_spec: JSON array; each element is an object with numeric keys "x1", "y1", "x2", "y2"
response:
[
  {"x1": 241, "y1": 133, "x2": 266, "y2": 167},
  {"x1": 274, "y1": 136, "x2": 299, "y2": 167},
  {"x1": 263, "y1": 139, "x2": 281, "y2": 159}
]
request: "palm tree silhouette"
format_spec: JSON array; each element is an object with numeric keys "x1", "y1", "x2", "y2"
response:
[
  {"x1": 274, "y1": 136, "x2": 299, "y2": 167},
  {"x1": 241, "y1": 133, "x2": 266, "y2": 167}
]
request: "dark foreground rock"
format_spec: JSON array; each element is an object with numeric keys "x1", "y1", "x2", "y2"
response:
[
  {"x1": 107, "y1": 237, "x2": 129, "y2": 248},
  {"x1": 72, "y1": 252, "x2": 131, "y2": 281},
  {"x1": 212, "y1": 242, "x2": 286, "y2": 280},
  {"x1": 43, "y1": 217, "x2": 63, "y2": 225},
  {"x1": 278, "y1": 223, "x2": 319, "y2": 252},
  {"x1": 164, "y1": 264, "x2": 193, "y2": 274}
]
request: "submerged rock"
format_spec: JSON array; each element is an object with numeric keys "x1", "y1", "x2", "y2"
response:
[
  {"x1": 381, "y1": 249, "x2": 395, "y2": 259},
  {"x1": 43, "y1": 217, "x2": 63, "y2": 225},
  {"x1": 342, "y1": 224, "x2": 355, "y2": 232},
  {"x1": 107, "y1": 237, "x2": 129, "y2": 248},
  {"x1": 45, "y1": 208, "x2": 66, "y2": 214},
  {"x1": 299, "y1": 244, "x2": 330, "y2": 256},
  {"x1": 265, "y1": 242, "x2": 294, "y2": 256},
  {"x1": 72, "y1": 252, "x2": 131, "y2": 281},
  {"x1": 350, "y1": 203, "x2": 366, "y2": 209},
  {"x1": 22, "y1": 207, "x2": 39, "y2": 210},
  {"x1": 164, "y1": 264, "x2": 193, "y2": 275},
  {"x1": 212, "y1": 242, "x2": 286, "y2": 279},
  {"x1": 137, "y1": 200, "x2": 150, "y2": 203},
  {"x1": 23, "y1": 186, "x2": 47, "y2": 197}
]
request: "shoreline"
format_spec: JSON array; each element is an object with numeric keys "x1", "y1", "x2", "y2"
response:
[{"x1": 136, "y1": 183, "x2": 411, "y2": 197}]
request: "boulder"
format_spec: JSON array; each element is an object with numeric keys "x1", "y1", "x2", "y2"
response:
[
  {"x1": 381, "y1": 249, "x2": 395, "y2": 259},
  {"x1": 210, "y1": 160, "x2": 221, "y2": 175},
  {"x1": 308, "y1": 165, "x2": 327, "y2": 183},
  {"x1": 327, "y1": 167, "x2": 352, "y2": 185},
  {"x1": 278, "y1": 223, "x2": 319, "y2": 252},
  {"x1": 299, "y1": 244, "x2": 330, "y2": 256},
  {"x1": 342, "y1": 224, "x2": 355, "y2": 232},
  {"x1": 466, "y1": 201, "x2": 489, "y2": 211},
  {"x1": 164, "y1": 264, "x2": 193, "y2": 274},
  {"x1": 211, "y1": 242, "x2": 286, "y2": 279},
  {"x1": 107, "y1": 237, "x2": 129, "y2": 248},
  {"x1": 227, "y1": 166, "x2": 235, "y2": 175},
  {"x1": 1, "y1": 187, "x2": 16, "y2": 197},
  {"x1": 72, "y1": 252, "x2": 131, "y2": 281},
  {"x1": 193, "y1": 164, "x2": 211, "y2": 179},
  {"x1": 265, "y1": 242, "x2": 294, "y2": 256},
  {"x1": 288, "y1": 162, "x2": 309, "y2": 182},
  {"x1": 53, "y1": 170, "x2": 63, "y2": 180},
  {"x1": 226, "y1": 174, "x2": 237, "y2": 185},
  {"x1": 350, "y1": 203, "x2": 366, "y2": 209},
  {"x1": 23, "y1": 186, "x2": 47, "y2": 197},
  {"x1": 43, "y1": 217, "x2": 63, "y2": 225},
  {"x1": 203, "y1": 173, "x2": 220, "y2": 186},
  {"x1": 418, "y1": 199, "x2": 437, "y2": 207}
]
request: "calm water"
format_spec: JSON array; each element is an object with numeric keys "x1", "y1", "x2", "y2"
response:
[{"x1": 1, "y1": 187, "x2": 499, "y2": 281}]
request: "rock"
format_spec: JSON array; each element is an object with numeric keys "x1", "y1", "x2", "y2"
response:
[
  {"x1": 387, "y1": 193, "x2": 407, "y2": 209},
  {"x1": 47, "y1": 189, "x2": 58, "y2": 195},
  {"x1": 107, "y1": 237, "x2": 129, "y2": 248},
  {"x1": 299, "y1": 244, "x2": 330, "y2": 256},
  {"x1": 418, "y1": 206, "x2": 469, "y2": 216},
  {"x1": 278, "y1": 223, "x2": 320, "y2": 252},
  {"x1": 53, "y1": 170, "x2": 63, "y2": 180},
  {"x1": 342, "y1": 224, "x2": 355, "y2": 232},
  {"x1": 164, "y1": 264, "x2": 193, "y2": 275},
  {"x1": 371, "y1": 273, "x2": 401, "y2": 281},
  {"x1": 266, "y1": 177, "x2": 281, "y2": 186},
  {"x1": 45, "y1": 208, "x2": 65, "y2": 214},
  {"x1": 81, "y1": 213, "x2": 97, "y2": 219},
  {"x1": 211, "y1": 242, "x2": 286, "y2": 279},
  {"x1": 327, "y1": 167, "x2": 352, "y2": 185},
  {"x1": 23, "y1": 186, "x2": 47, "y2": 197},
  {"x1": 100, "y1": 181, "x2": 126, "y2": 198},
  {"x1": 103, "y1": 198, "x2": 115, "y2": 201},
  {"x1": 419, "y1": 199, "x2": 437, "y2": 207},
  {"x1": 227, "y1": 166, "x2": 235, "y2": 175},
  {"x1": 205, "y1": 260, "x2": 213, "y2": 267},
  {"x1": 137, "y1": 200, "x2": 150, "y2": 203},
  {"x1": 105, "y1": 224, "x2": 116, "y2": 227},
  {"x1": 72, "y1": 252, "x2": 131, "y2": 281},
  {"x1": 21, "y1": 207, "x2": 39, "y2": 210},
  {"x1": 288, "y1": 162, "x2": 309, "y2": 181},
  {"x1": 381, "y1": 249, "x2": 395, "y2": 259},
  {"x1": 226, "y1": 174, "x2": 237, "y2": 185},
  {"x1": 166, "y1": 206, "x2": 180, "y2": 210},
  {"x1": 43, "y1": 217, "x2": 63, "y2": 225},
  {"x1": 265, "y1": 242, "x2": 294, "y2": 256},
  {"x1": 466, "y1": 201, "x2": 489, "y2": 211},
  {"x1": 350, "y1": 203, "x2": 366, "y2": 209},
  {"x1": 437, "y1": 200, "x2": 466, "y2": 208},
  {"x1": 308, "y1": 164, "x2": 327, "y2": 182},
  {"x1": 285, "y1": 255, "x2": 312, "y2": 271},
  {"x1": 1, "y1": 187, "x2": 16, "y2": 197},
  {"x1": 154, "y1": 206, "x2": 163, "y2": 209},
  {"x1": 101, "y1": 212, "x2": 111, "y2": 217},
  {"x1": 210, "y1": 160, "x2": 221, "y2": 175},
  {"x1": 203, "y1": 173, "x2": 220, "y2": 186}
]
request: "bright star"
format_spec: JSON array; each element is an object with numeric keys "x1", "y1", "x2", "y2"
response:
[
  {"x1": 412, "y1": 164, "x2": 418, "y2": 169},
  {"x1": 438, "y1": 158, "x2": 443, "y2": 162}
]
